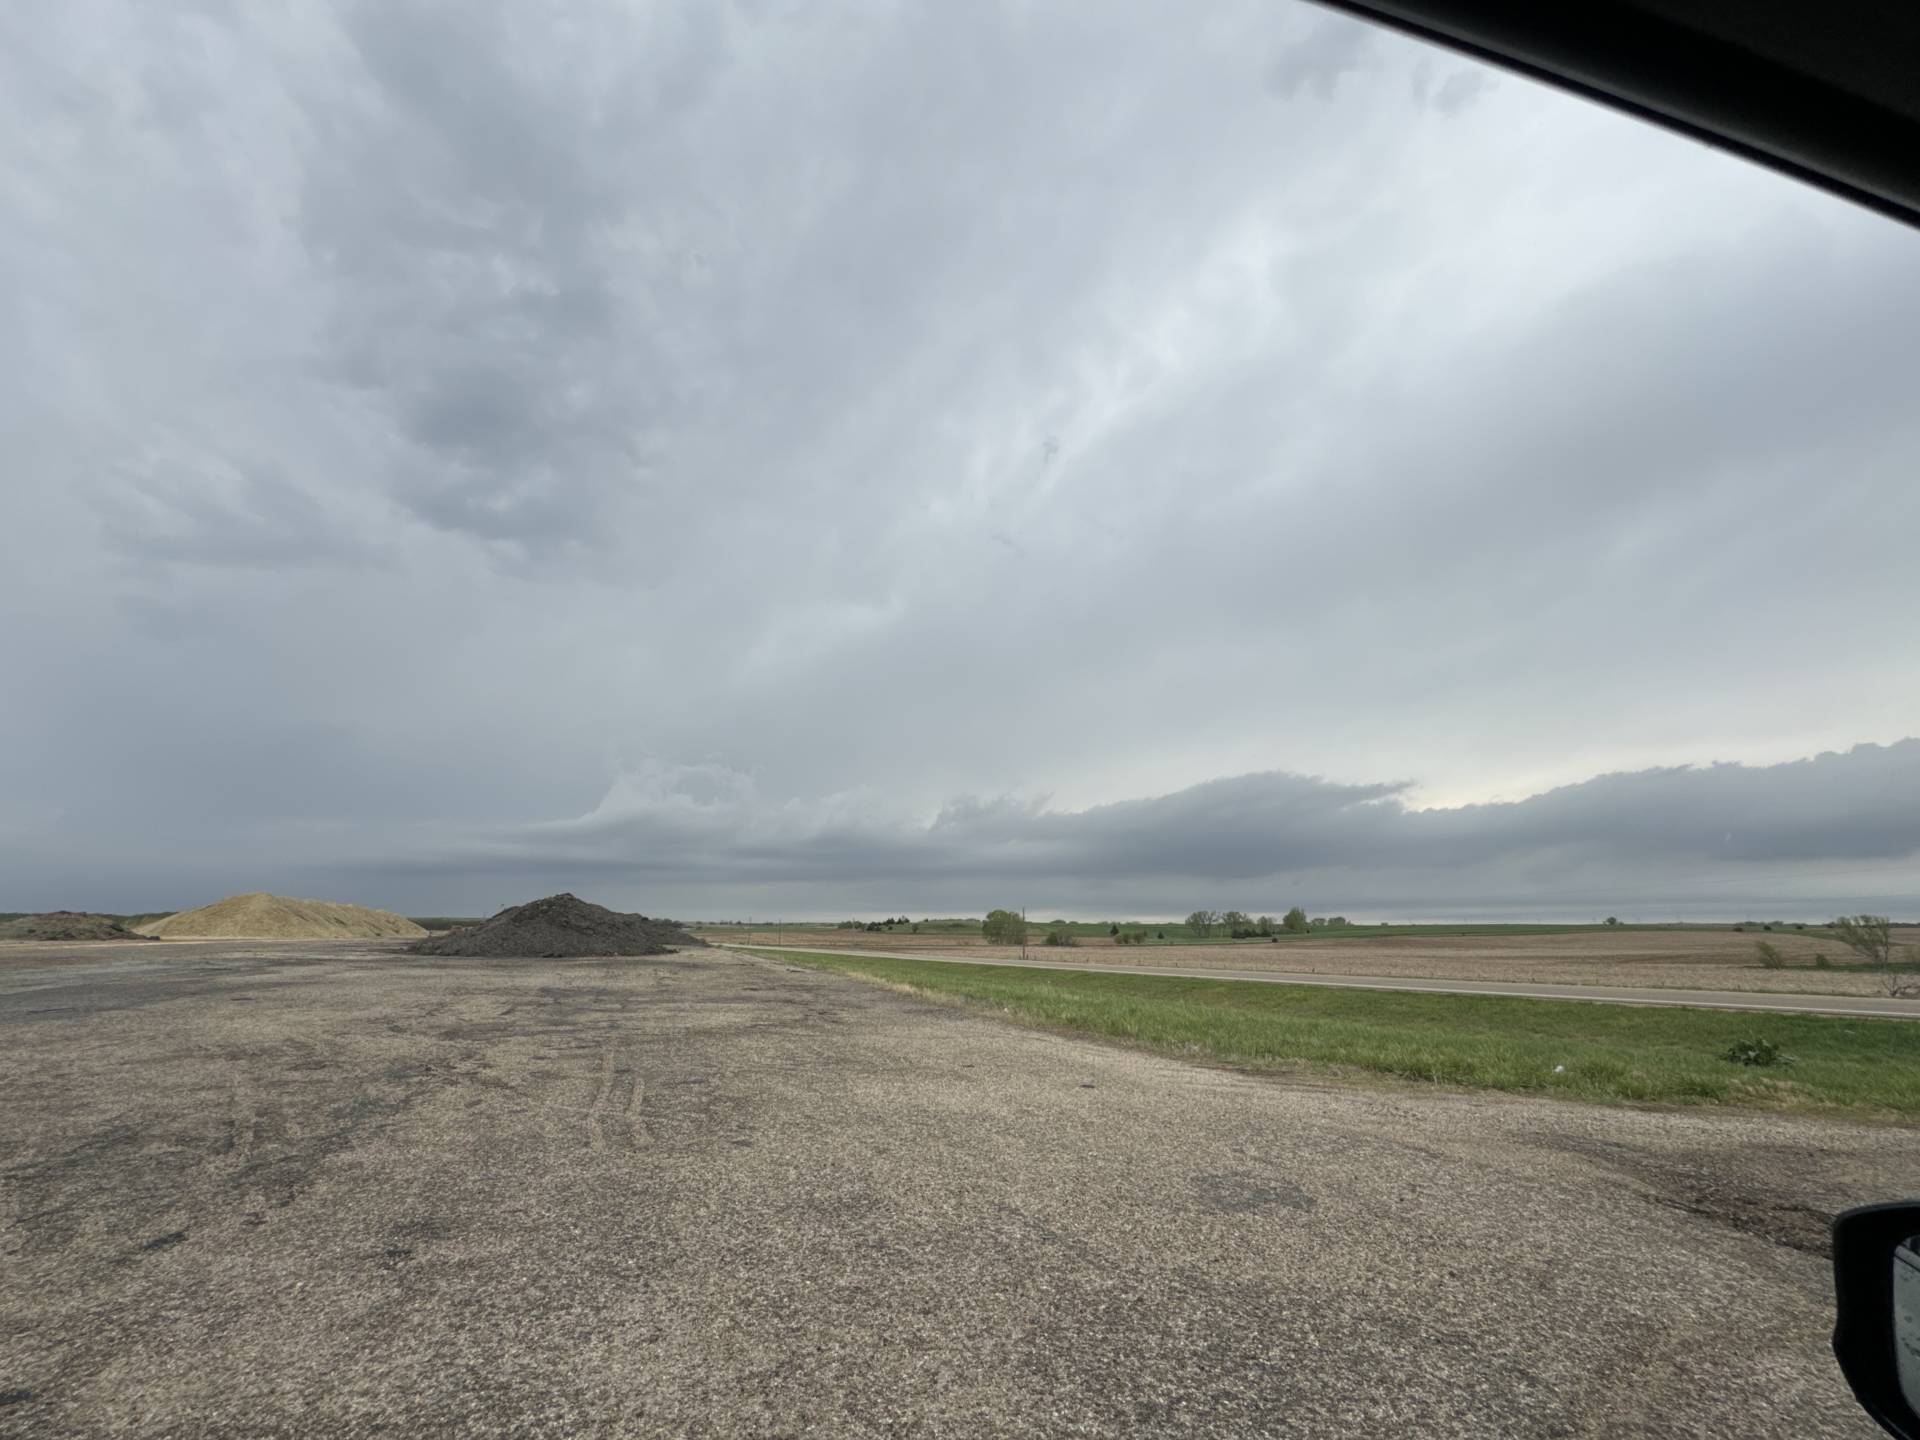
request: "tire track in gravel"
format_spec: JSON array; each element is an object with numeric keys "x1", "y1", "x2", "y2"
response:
[{"x1": 584, "y1": 1045, "x2": 642, "y2": 1151}]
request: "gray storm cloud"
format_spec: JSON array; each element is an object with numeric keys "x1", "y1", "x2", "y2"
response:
[
  {"x1": 1, "y1": 1, "x2": 1916, "y2": 918},
  {"x1": 327, "y1": 741, "x2": 1915, "y2": 920}
]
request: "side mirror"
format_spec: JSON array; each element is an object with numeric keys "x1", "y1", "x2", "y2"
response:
[{"x1": 1833, "y1": 1202, "x2": 1920, "y2": 1439}]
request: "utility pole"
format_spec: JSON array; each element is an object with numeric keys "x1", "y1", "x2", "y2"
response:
[{"x1": 1021, "y1": 906, "x2": 1027, "y2": 962}]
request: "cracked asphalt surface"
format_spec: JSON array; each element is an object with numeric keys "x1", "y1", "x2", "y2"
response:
[{"x1": 0, "y1": 940, "x2": 1909, "y2": 1437}]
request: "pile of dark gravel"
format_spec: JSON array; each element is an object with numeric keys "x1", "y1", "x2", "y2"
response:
[
  {"x1": 410, "y1": 893, "x2": 704, "y2": 958},
  {"x1": 0, "y1": 912, "x2": 156, "y2": 942}
]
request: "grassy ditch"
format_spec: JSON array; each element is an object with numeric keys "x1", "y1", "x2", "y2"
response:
[{"x1": 747, "y1": 949, "x2": 1920, "y2": 1117}]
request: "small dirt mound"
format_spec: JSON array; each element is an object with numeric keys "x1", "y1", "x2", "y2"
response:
[
  {"x1": 0, "y1": 912, "x2": 156, "y2": 942},
  {"x1": 410, "y1": 893, "x2": 703, "y2": 958},
  {"x1": 138, "y1": 894, "x2": 427, "y2": 940}
]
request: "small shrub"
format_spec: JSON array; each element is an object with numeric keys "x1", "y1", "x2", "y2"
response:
[
  {"x1": 1753, "y1": 940, "x2": 1789, "y2": 970},
  {"x1": 1813, "y1": 953, "x2": 1832, "y2": 969},
  {"x1": 1043, "y1": 927, "x2": 1077, "y2": 947},
  {"x1": 1722, "y1": 1038, "x2": 1795, "y2": 1068}
]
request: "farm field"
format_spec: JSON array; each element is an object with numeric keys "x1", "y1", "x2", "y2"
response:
[{"x1": 697, "y1": 923, "x2": 1920, "y2": 996}]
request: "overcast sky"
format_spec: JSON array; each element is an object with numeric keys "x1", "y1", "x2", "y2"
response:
[{"x1": 4, "y1": 1, "x2": 1917, "y2": 921}]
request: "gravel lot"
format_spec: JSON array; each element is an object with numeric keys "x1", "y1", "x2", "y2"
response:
[{"x1": 1, "y1": 939, "x2": 1907, "y2": 1437}]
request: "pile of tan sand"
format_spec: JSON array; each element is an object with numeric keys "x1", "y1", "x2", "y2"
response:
[
  {"x1": 0, "y1": 912, "x2": 157, "y2": 942},
  {"x1": 137, "y1": 893, "x2": 427, "y2": 940}
]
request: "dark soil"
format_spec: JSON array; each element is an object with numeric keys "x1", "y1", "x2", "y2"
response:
[
  {"x1": 410, "y1": 893, "x2": 704, "y2": 958},
  {"x1": 0, "y1": 912, "x2": 155, "y2": 942}
]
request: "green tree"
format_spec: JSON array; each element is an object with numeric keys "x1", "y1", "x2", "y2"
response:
[
  {"x1": 1282, "y1": 906, "x2": 1309, "y2": 934},
  {"x1": 1821, "y1": 916, "x2": 1920, "y2": 997},
  {"x1": 1831, "y1": 914, "x2": 1895, "y2": 966},
  {"x1": 982, "y1": 909, "x2": 1027, "y2": 945}
]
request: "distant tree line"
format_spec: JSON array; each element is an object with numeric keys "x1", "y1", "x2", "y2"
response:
[
  {"x1": 969, "y1": 905, "x2": 1483, "y2": 947},
  {"x1": 837, "y1": 916, "x2": 916, "y2": 933},
  {"x1": 1183, "y1": 906, "x2": 1321, "y2": 938}
]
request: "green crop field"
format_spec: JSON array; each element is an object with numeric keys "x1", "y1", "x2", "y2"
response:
[{"x1": 748, "y1": 948, "x2": 1920, "y2": 1117}]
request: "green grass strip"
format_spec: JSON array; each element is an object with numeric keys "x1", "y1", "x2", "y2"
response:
[{"x1": 747, "y1": 949, "x2": 1920, "y2": 1117}]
